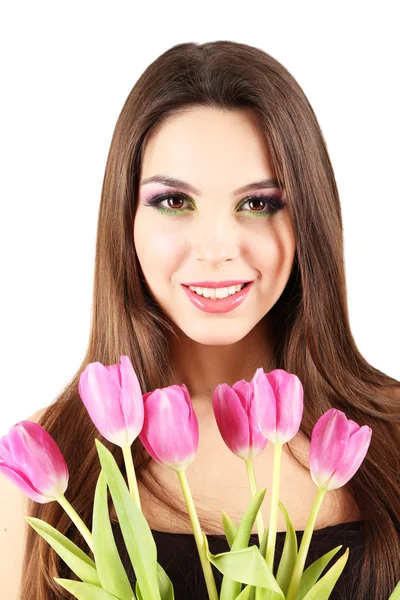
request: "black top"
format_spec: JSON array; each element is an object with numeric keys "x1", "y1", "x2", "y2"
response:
[{"x1": 111, "y1": 520, "x2": 365, "y2": 599}]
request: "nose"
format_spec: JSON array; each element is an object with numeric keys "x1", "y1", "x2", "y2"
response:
[
  {"x1": 197, "y1": 248, "x2": 238, "y2": 268},
  {"x1": 192, "y1": 216, "x2": 241, "y2": 268}
]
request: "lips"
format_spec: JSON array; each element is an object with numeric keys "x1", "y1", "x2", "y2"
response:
[
  {"x1": 182, "y1": 280, "x2": 253, "y2": 288},
  {"x1": 182, "y1": 281, "x2": 254, "y2": 314}
]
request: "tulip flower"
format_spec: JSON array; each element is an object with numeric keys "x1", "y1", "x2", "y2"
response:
[
  {"x1": 0, "y1": 420, "x2": 93, "y2": 551},
  {"x1": 250, "y1": 367, "x2": 304, "y2": 570},
  {"x1": 139, "y1": 384, "x2": 198, "y2": 472},
  {"x1": 286, "y1": 409, "x2": 372, "y2": 600},
  {"x1": 78, "y1": 355, "x2": 144, "y2": 448},
  {"x1": 212, "y1": 379, "x2": 268, "y2": 461},
  {"x1": 0, "y1": 420, "x2": 68, "y2": 502},
  {"x1": 79, "y1": 355, "x2": 145, "y2": 509},
  {"x1": 212, "y1": 378, "x2": 268, "y2": 545},
  {"x1": 139, "y1": 383, "x2": 218, "y2": 598},
  {"x1": 251, "y1": 367, "x2": 304, "y2": 444},
  {"x1": 309, "y1": 408, "x2": 372, "y2": 491}
]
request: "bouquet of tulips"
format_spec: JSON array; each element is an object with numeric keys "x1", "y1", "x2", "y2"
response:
[{"x1": 1, "y1": 355, "x2": 399, "y2": 600}]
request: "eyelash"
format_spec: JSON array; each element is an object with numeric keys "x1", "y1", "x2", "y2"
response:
[{"x1": 143, "y1": 191, "x2": 285, "y2": 218}]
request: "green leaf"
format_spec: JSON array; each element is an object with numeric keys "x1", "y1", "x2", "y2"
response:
[
  {"x1": 92, "y1": 469, "x2": 135, "y2": 599},
  {"x1": 235, "y1": 584, "x2": 253, "y2": 599},
  {"x1": 296, "y1": 545, "x2": 344, "y2": 600},
  {"x1": 259, "y1": 527, "x2": 269, "y2": 559},
  {"x1": 26, "y1": 516, "x2": 100, "y2": 586},
  {"x1": 95, "y1": 439, "x2": 161, "y2": 600},
  {"x1": 274, "y1": 500, "x2": 298, "y2": 596},
  {"x1": 255, "y1": 525, "x2": 283, "y2": 600},
  {"x1": 222, "y1": 510, "x2": 239, "y2": 549},
  {"x1": 156, "y1": 562, "x2": 175, "y2": 599},
  {"x1": 203, "y1": 531, "x2": 284, "y2": 597},
  {"x1": 388, "y1": 579, "x2": 400, "y2": 599},
  {"x1": 254, "y1": 587, "x2": 283, "y2": 600},
  {"x1": 53, "y1": 577, "x2": 122, "y2": 599},
  {"x1": 136, "y1": 555, "x2": 175, "y2": 599},
  {"x1": 247, "y1": 528, "x2": 269, "y2": 600},
  {"x1": 136, "y1": 580, "x2": 143, "y2": 600},
  {"x1": 135, "y1": 563, "x2": 175, "y2": 600},
  {"x1": 254, "y1": 501, "x2": 298, "y2": 600},
  {"x1": 300, "y1": 548, "x2": 350, "y2": 600},
  {"x1": 220, "y1": 488, "x2": 268, "y2": 600}
]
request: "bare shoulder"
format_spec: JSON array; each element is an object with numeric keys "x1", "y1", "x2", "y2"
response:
[{"x1": 0, "y1": 406, "x2": 48, "y2": 596}]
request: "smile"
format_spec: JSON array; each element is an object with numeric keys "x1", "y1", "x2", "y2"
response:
[{"x1": 181, "y1": 282, "x2": 253, "y2": 314}]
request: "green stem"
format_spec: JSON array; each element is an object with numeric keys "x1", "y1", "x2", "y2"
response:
[
  {"x1": 286, "y1": 486, "x2": 328, "y2": 600},
  {"x1": 265, "y1": 441, "x2": 283, "y2": 571},
  {"x1": 176, "y1": 470, "x2": 219, "y2": 600},
  {"x1": 56, "y1": 493, "x2": 94, "y2": 553},
  {"x1": 122, "y1": 443, "x2": 141, "y2": 510},
  {"x1": 245, "y1": 451, "x2": 265, "y2": 546}
]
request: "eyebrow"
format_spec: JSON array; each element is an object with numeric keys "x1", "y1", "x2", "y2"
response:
[{"x1": 140, "y1": 174, "x2": 283, "y2": 196}]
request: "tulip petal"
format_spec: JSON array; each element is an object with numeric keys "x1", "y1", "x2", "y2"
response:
[
  {"x1": 213, "y1": 384, "x2": 251, "y2": 460},
  {"x1": 0, "y1": 463, "x2": 47, "y2": 502},
  {"x1": 182, "y1": 384, "x2": 199, "y2": 448},
  {"x1": 138, "y1": 393, "x2": 165, "y2": 466},
  {"x1": 251, "y1": 368, "x2": 277, "y2": 442},
  {"x1": 0, "y1": 434, "x2": 12, "y2": 461},
  {"x1": 0, "y1": 421, "x2": 68, "y2": 500},
  {"x1": 232, "y1": 381, "x2": 268, "y2": 457},
  {"x1": 9, "y1": 422, "x2": 68, "y2": 494},
  {"x1": 231, "y1": 380, "x2": 251, "y2": 413},
  {"x1": 326, "y1": 425, "x2": 372, "y2": 490},
  {"x1": 139, "y1": 385, "x2": 198, "y2": 471},
  {"x1": 309, "y1": 410, "x2": 349, "y2": 488},
  {"x1": 118, "y1": 355, "x2": 144, "y2": 444},
  {"x1": 79, "y1": 362, "x2": 127, "y2": 446},
  {"x1": 266, "y1": 370, "x2": 304, "y2": 444}
]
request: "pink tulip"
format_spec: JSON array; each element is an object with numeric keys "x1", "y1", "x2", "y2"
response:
[
  {"x1": 78, "y1": 355, "x2": 144, "y2": 447},
  {"x1": 139, "y1": 384, "x2": 199, "y2": 471},
  {"x1": 0, "y1": 420, "x2": 68, "y2": 503},
  {"x1": 212, "y1": 379, "x2": 268, "y2": 460},
  {"x1": 251, "y1": 368, "x2": 304, "y2": 444},
  {"x1": 309, "y1": 408, "x2": 372, "y2": 491}
]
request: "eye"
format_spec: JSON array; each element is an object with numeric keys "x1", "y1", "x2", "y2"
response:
[
  {"x1": 143, "y1": 191, "x2": 286, "y2": 217},
  {"x1": 240, "y1": 195, "x2": 284, "y2": 215},
  {"x1": 143, "y1": 192, "x2": 190, "y2": 213}
]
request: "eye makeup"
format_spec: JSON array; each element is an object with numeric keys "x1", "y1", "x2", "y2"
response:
[{"x1": 142, "y1": 189, "x2": 286, "y2": 218}]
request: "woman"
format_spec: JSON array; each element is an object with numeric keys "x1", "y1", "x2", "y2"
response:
[{"x1": 19, "y1": 40, "x2": 400, "y2": 599}]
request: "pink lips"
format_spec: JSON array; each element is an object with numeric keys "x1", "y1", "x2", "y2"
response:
[
  {"x1": 182, "y1": 280, "x2": 252, "y2": 288},
  {"x1": 182, "y1": 281, "x2": 254, "y2": 313}
]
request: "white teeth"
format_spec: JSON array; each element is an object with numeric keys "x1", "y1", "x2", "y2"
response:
[{"x1": 188, "y1": 283, "x2": 245, "y2": 298}]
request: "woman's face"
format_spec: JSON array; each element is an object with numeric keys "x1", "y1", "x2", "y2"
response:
[{"x1": 134, "y1": 106, "x2": 296, "y2": 346}]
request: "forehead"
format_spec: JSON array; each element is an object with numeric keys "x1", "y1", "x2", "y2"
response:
[{"x1": 140, "y1": 106, "x2": 275, "y2": 189}]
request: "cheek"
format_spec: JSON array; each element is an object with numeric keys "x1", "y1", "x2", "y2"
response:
[
  {"x1": 250, "y1": 228, "x2": 295, "y2": 282},
  {"x1": 133, "y1": 214, "x2": 184, "y2": 278}
]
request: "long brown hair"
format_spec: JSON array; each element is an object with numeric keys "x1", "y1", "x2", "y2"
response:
[{"x1": 21, "y1": 41, "x2": 400, "y2": 600}]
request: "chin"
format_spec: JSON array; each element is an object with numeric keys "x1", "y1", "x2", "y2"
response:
[{"x1": 175, "y1": 320, "x2": 256, "y2": 346}]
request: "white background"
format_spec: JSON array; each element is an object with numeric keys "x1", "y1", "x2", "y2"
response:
[{"x1": 0, "y1": 1, "x2": 399, "y2": 436}]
